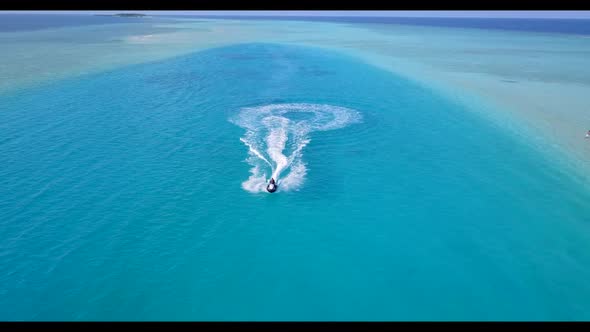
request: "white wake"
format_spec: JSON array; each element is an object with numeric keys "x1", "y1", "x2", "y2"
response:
[{"x1": 230, "y1": 103, "x2": 361, "y2": 193}]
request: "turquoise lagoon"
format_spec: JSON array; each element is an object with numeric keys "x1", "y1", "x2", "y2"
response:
[{"x1": 1, "y1": 16, "x2": 590, "y2": 320}]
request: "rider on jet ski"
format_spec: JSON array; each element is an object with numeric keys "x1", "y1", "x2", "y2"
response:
[{"x1": 266, "y1": 178, "x2": 277, "y2": 193}]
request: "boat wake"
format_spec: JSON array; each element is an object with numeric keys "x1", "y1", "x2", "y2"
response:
[{"x1": 230, "y1": 103, "x2": 361, "y2": 193}]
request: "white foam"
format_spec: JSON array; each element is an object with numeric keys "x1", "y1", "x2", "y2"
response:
[
  {"x1": 241, "y1": 165, "x2": 268, "y2": 193},
  {"x1": 239, "y1": 135, "x2": 272, "y2": 168},
  {"x1": 230, "y1": 103, "x2": 361, "y2": 193}
]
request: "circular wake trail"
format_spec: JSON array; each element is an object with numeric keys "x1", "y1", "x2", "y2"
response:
[{"x1": 230, "y1": 103, "x2": 361, "y2": 193}]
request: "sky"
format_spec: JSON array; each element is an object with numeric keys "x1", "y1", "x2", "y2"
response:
[{"x1": 2, "y1": 11, "x2": 590, "y2": 19}]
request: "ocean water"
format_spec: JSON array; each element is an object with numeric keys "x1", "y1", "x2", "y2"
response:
[
  {"x1": 0, "y1": 14, "x2": 156, "y2": 32},
  {"x1": 177, "y1": 16, "x2": 590, "y2": 35},
  {"x1": 2, "y1": 41, "x2": 590, "y2": 321}
]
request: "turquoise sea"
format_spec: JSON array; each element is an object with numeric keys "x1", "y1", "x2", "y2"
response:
[{"x1": 1, "y1": 15, "x2": 590, "y2": 321}]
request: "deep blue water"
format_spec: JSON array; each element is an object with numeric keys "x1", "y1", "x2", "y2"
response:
[
  {"x1": 1, "y1": 43, "x2": 590, "y2": 320},
  {"x1": 170, "y1": 15, "x2": 590, "y2": 35}
]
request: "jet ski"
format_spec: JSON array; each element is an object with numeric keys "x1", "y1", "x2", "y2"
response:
[{"x1": 266, "y1": 178, "x2": 277, "y2": 193}]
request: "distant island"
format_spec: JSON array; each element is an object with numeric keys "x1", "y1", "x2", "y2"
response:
[{"x1": 94, "y1": 13, "x2": 149, "y2": 18}]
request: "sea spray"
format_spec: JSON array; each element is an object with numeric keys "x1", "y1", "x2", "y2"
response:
[{"x1": 230, "y1": 103, "x2": 362, "y2": 192}]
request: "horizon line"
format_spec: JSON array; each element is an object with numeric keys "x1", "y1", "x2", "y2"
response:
[{"x1": 2, "y1": 10, "x2": 590, "y2": 19}]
